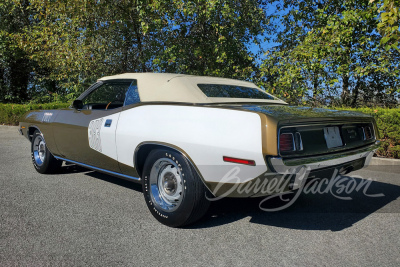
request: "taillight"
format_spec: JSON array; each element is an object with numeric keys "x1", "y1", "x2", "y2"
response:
[{"x1": 279, "y1": 133, "x2": 295, "y2": 152}]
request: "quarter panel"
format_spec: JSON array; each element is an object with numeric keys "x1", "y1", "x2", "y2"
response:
[{"x1": 116, "y1": 105, "x2": 268, "y2": 183}]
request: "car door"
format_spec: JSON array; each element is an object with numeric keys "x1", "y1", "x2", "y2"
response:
[{"x1": 52, "y1": 79, "x2": 136, "y2": 173}]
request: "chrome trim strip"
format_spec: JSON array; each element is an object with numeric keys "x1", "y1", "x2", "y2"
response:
[
  {"x1": 362, "y1": 126, "x2": 374, "y2": 141},
  {"x1": 54, "y1": 156, "x2": 141, "y2": 181},
  {"x1": 361, "y1": 127, "x2": 366, "y2": 140},
  {"x1": 295, "y1": 132, "x2": 303, "y2": 151},
  {"x1": 370, "y1": 122, "x2": 377, "y2": 140},
  {"x1": 76, "y1": 81, "x2": 104, "y2": 101},
  {"x1": 278, "y1": 121, "x2": 373, "y2": 129}
]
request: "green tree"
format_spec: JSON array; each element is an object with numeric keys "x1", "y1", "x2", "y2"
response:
[
  {"x1": 151, "y1": 0, "x2": 270, "y2": 79},
  {"x1": 7, "y1": 0, "x2": 270, "y2": 101},
  {"x1": 378, "y1": 0, "x2": 400, "y2": 50},
  {"x1": 260, "y1": 0, "x2": 399, "y2": 107},
  {"x1": 0, "y1": 0, "x2": 37, "y2": 103},
  {"x1": 4, "y1": 0, "x2": 167, "y2": 101}
]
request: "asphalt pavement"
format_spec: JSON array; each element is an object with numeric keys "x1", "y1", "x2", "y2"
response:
[{"x1": 1, "y1": 125, "x2": 399, "y2": 266}]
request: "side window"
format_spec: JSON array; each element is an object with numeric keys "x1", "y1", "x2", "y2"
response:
[
  {"x1": 124, "y1": 80, "x2": 140, "y2": 106},
  {"x1": 82, "y1": 80, "x2": 137, "y2": 110}
]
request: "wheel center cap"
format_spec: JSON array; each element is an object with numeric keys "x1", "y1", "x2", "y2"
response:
[
  {"x1": 38, "y1": 142, "x2": 45, "y2": 159},
  {"x1": 163, "y1": 172, "x2": 177, "y2": 195}
]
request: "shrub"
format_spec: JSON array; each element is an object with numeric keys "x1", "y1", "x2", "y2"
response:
[{"x1": 334, "y1": 107, "x2": 400, "y2": 159}]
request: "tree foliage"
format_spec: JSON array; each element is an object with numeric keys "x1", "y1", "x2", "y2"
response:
[
  {"x1": 0, "y1": 0, "x2": 37, "y2": 102},
  {"x1": 24, "y1": 0, "x2": 164, "y2": 100},
  {"x1": 0, "y1": 0, "x2": 398, "y2": 106},
  {"x1": 151, "y1": 0, "x2": 270, "y2": 78},
  {"x1": 0, "y1": 0, "x2": 271, "y2": 103},
  {"x1": 378, "y1": 0, "x2": 400, "y2": 50},
  {"x1": 260, "y1": 0, "x2": 399, "y2": 107}
]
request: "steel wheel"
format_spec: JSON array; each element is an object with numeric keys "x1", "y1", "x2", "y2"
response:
[
  {"x1": 33, "y1": 134, "x2": 46, "y2": 166},
  {"x1": 31, "y1": 130, "x2": 62, "y2": 174},
  {"x1": 142, "y1": 149, "x2": 210, "y2": 227},
  {"x1": 149, "y1": 158, "x2": 184, "y2": 212}
]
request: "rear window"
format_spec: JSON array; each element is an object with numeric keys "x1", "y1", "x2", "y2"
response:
[{"x1": 197, "y1": 84, "x2": 275, "y2": 100}]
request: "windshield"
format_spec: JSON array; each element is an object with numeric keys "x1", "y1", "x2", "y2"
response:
[{"x1": 197, "y1": 84, "x2": 275, "y2": 100}]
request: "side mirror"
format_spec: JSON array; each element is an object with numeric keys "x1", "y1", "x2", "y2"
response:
[{"x1": 72, "y1": 99, "x2": 83, "y2": 110}]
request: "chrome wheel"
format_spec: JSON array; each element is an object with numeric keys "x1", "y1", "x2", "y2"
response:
[
  {"x1": 142, "y1": 149, "x2": 210, "y2": 227},
  {"x1": 149, "y1": 158, "x2": 183, "y2": 212},
  {"x1": 33, "y1": 134, "x2": 46, "y2": 166}
]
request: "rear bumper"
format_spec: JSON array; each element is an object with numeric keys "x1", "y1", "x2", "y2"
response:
[
  {"x1": 193, "y1": 141, "x2": 380, "y2": 198},
  {"x1": 268, "y1": 141, "x2": 380, "y2": 189}
]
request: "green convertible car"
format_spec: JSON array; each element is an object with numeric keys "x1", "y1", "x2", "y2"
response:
[{"x1": 19, "y1": 73, "x2": 380, "y2": 227}]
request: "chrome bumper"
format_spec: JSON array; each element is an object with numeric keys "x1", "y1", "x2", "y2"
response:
[{"x1": 269, "y1": 141, "x2": 380, "y2": 189}]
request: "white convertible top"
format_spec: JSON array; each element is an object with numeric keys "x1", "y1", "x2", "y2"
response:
[{"x1": 99, "y1": 73, "x2": 286, "y2": 104}]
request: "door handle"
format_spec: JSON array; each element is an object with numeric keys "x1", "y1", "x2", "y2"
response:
[{"x1": 104, "y1": 119, "x2": 112, "y2": 127}]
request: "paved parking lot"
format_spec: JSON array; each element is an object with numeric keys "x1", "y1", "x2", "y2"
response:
[{"x1": 1, "y1": 126, "x2": 399, "y2": 266}]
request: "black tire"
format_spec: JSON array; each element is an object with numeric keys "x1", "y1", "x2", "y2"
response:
[
  {"x1": 142, "y1": 149, "x2": 210, "y2": 227},
  {"x1": 31, "y1": 130, "x2": 62, "y2": 174}
]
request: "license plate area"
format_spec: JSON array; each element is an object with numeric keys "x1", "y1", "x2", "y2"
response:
[{"x1": 324, "y1": 126, "x2": 343, "y2": 148}]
